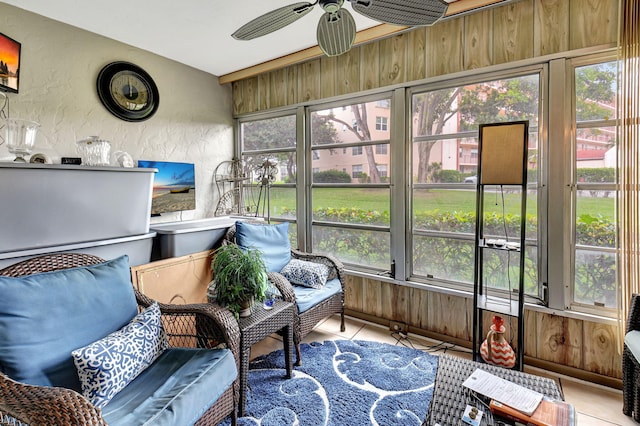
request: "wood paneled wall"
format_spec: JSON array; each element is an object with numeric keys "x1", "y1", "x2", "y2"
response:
[
  {"x1": 230, "y1": 0, "x2": 620, "y2": 384},
  {"x1": 345, "y1": 274, "x2": 622, "y2": 383},
  {"x1": 232, "y1": 0, "x2": 617, "y2": 115}
]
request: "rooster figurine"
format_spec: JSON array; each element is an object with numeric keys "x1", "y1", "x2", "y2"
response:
[{"x1": 480, "y1": 315, "x2": 516, "y2": 368}]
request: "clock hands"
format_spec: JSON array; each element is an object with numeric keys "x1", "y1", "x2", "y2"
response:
[{"x1": 123, "y1": 75, "x2": 139, "y2": 101}]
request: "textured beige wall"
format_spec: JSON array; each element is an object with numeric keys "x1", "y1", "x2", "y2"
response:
[{"x1": 0, "y1": 3, "x2": 233, "y2": 222}]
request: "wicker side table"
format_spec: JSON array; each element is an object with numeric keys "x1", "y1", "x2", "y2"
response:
[
  {"x1": 424, "y1": 354, "x2": 564, "y2": 426},
  {"x1": 238, "y1": 300, "x2": 294, "y2": 416}
]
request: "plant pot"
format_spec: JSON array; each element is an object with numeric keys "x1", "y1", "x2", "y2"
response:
[{"x1": 239, "y1": 298, "x2": 254, "y2": 318}]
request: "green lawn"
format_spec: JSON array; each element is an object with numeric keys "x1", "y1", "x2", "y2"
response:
[{"x1": 267, "y1": 186, "x2": 614, "y2": 219}]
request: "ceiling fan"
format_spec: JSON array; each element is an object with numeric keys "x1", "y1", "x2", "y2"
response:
[{"x1": 232, "y1": 0, "x2": 449, "y2": 57}]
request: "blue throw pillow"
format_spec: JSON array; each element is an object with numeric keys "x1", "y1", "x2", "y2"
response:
[
  {"x1": 235, "y1": 221, "x2": 291, "y2": 272},
  {"x1": 280, "y1": 259, "x2": 330, "y2": 289},
  {"x1": 72, "y1": 302, "x2": 169, "y2": 408},
  {"x1": 0, "y1": 255, "x2": 138, "y2": 391}
]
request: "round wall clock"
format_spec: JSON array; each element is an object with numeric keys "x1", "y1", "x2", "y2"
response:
[{"x1": 96, "y1": 61, "x2": 159, "y2": 122}]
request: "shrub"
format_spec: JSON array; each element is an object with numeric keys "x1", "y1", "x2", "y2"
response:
[
  {"x1": 313, "y1": 169, "x2": 351, "y2": 183},
  {"x1": 435, "y1": 169, "x2": 462, "y2": 183},
  {"x1": 576, "y1": 167, "x2": 615, "y2": 183}
]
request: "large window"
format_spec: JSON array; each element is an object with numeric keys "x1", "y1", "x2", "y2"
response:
[
  {"x1": 571, "y1": 60, "x2": 617, "y2": 310},
  {"x1": 410, "y1": 73, "x2": 541, "y2": 297},
  {"x1": 309, "y1": 98, "x2": 392, "y2": 271},
  {"x1": 239, "y1": 114, "x2": 298, "y2": 241},
  {"x1": 235, "y1": 52, "x2": 620, "y2": 318}
]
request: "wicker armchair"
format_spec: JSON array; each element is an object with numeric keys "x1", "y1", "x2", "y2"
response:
[
  {"x1": 224, "y1": 223, "x2": 345, "y2": 365},
  {"x1": 0, "y1": 253, "x2": 240, "y2": 426},
  {"x1": 624, "y1": 293, "x2": 640, "y2": 421}
]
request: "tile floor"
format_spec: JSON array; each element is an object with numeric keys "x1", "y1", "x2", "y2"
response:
[{"x1": 249, "y1": 314, "x2": 635, "y2": 426}]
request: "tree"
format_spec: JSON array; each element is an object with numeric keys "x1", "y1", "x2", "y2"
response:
[
  {"x1": 575, "y1": 63, "x2": 616, "y2": 121},
  {"x1": 412, "y1": 75, "x2": 540, "y2": 182},
  {"x1": 242, "y1": 115, "x2": 296, "y2": 151},
  {"x1": 458, "y1": 76, "x2": 539, "y2": 130},
  {"x1": 242, "y1": 114, "x2": 340, "y2": 182},
  {"x1": 575, "y1": 63, "x2": 617, "y2": 146},
  {"x1": 413, "y1": 88, "x2": 460, "y2": 182},
  {"x1": 324, "y1": 103, "x2": 383, "y2": 183}
]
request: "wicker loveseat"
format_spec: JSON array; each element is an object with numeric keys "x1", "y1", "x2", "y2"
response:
[
  {"x1": 0, "y1": 253, "x2": 240, "y2": 426},
  {"x1": 223, "y1": 221, "x2": 345, "y2": 365}
]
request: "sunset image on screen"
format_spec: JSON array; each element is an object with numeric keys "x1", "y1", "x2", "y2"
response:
[{"x1": 0, "y1": 33, "x2": 20, "y2": 92}]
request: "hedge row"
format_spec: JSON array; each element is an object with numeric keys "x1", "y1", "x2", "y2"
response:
[
  {"x1": 280, "y1": 207, "x2": 616, "y2": 304},
  {"x1": 304, "y1": 207, "x2": 613, "y2": 247},
  {"x1": 433, "y1": 168, "x2": 613, "y2": 183}
]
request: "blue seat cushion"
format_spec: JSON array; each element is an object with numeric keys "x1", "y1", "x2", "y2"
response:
[
  {"x1": 293, "y1": 277, "x2": 342, "y2": 314},
  {"x1": 235, "y1": 221, "x2": 291, "y2": 272},
  {"x1": 102, "y1": 348, "x2": 237, "y2": 426},
  {"x1": 626, "y1": 330, "x2": 640, "y2": 361},
  {"x1": 0, "y1": 255, "x2": 138, "y2": 391}
]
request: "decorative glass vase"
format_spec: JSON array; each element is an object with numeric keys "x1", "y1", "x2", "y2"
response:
[
  {"x1": 76, "y1": 136, "x2": 111, "y2": 166},
  {"x1": 4, "y1": 118, "x2": 40, "y2": 162},
  {"x1": 480, "y1": 315, "x2": 516, "y2": 368}
]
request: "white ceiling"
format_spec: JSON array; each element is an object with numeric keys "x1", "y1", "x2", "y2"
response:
[{"x1": 3, "y1": 0, "x2": 464, "y2": 78}]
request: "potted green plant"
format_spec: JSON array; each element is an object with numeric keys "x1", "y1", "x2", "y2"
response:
[{"x1": 209, "y1": 243, "x2": 268, "y2": 318}]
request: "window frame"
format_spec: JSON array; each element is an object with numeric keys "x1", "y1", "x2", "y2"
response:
[
  {"x1": 236, "y1": 109, "x2": 300, "y2": 238},
  {"x1": 406, "y1": 65, "x2": 547, "y2": 302},
  {"x1": 306, "y1": 92, "x2": 395, "y2": 272},
  {"x1": 565, "y1": 53, "x2": 619, "y2": 316}
]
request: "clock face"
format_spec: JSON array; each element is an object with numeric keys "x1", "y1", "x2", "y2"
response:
[
  {"x1": 97, "y1": 62, "x2": 159, "y2": 122},
  {"x1": 110, "y1": 71, "x2": 150, "y2": 111}
]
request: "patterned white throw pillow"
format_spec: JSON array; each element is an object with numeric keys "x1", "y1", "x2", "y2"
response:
[
  {"x1": 71, "y1": 302, "x2": 169, "y2": 408},
  {"x1": 280, "y1": 259, "x2": 330, "y2": 289}
]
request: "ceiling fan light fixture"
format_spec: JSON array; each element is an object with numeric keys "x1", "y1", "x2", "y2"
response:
[{"x1": 320, "y1": 0, "x2": 344, "y2": 14}]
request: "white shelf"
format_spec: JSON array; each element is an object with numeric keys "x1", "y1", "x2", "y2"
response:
[
  {"x1": 476, "y1": 294, "x2": 520, "y2": 317},
  {"x1": 479, "y1": 239, "x2": 521, "y2": 252}
]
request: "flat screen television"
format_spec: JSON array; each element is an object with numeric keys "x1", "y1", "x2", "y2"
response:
[
  {"x1": 0, "y1": 32, "x2": 21, "y2": 94},
  {"x1": 138, "y1": 160, "x2": 196, "y2": 215}
]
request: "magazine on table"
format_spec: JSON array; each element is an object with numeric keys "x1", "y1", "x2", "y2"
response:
[{"x1": 462, "y1": 369, "x2": 543, "y2": 415}]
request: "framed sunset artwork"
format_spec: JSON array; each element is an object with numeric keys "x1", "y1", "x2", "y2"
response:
[{"x1": 0, "y1": 32, "x2": 21, "y2": 93}]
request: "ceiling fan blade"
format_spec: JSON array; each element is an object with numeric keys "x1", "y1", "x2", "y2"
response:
[
  {"x1": 232, "y1": 2, "x2": 316, "y2": 40},
  {"x1": 317, "y1": 9, "x2": 356, "y2": 57},
  {"x1": 349, "y1": 0, "x2": 448, "y2": 26}
]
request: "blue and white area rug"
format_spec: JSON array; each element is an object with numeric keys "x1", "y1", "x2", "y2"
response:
[{"x1": 223, "y1": 339, "x2": 438, "y2": 426}]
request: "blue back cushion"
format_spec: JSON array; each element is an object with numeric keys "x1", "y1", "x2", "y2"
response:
[
  {"x1": 235, "y1": 221, "x2": 291, "y2": 272},
  {"x1": 0, "y1": 255, "x2": 138, "y2": 391}
]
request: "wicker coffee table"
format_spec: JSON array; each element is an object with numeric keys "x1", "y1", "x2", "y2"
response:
[
  {"x1": 424, "y1": 354, "x2": 564, "y2": 426},
  {"x1": 238, "y1": 300, "x2": 294, "y2": 415}
]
